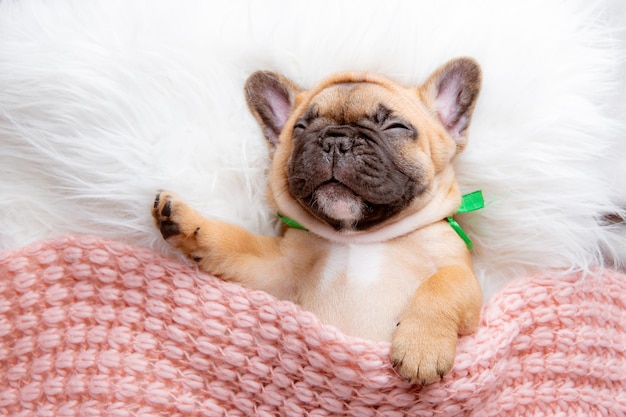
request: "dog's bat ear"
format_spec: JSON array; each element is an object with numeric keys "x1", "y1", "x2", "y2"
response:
[
  {"x1": 245, "y1": 71, "x2": 303, "y2": 147},
  {"x1": 420, "y1": 57, "x2": 482, "y2": 152}
]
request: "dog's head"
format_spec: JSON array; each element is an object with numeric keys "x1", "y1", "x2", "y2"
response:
[{"x1": 245, "y1": 58, "x2": 481, "y2": 243}]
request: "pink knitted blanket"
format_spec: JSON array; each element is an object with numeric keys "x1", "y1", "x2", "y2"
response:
[{"x1": 1, "y1": 236, "x2": 625, "y2": 416}]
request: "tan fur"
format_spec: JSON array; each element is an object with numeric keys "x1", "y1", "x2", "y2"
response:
[{"x1": 152, "y1": 57, "x2": 483, "y2": 384}]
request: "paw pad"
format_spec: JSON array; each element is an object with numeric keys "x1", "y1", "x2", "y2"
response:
[
  {"x1": 153, "y1": 193, "x2": 181, "y2": 239},
  {"x1": 159, "y1": 220, "x2": 180, "y2": 239}
]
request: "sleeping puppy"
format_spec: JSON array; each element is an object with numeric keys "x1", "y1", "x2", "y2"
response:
[{"x1": 152, "y1": 57, "x2": 483, "y2": 385}]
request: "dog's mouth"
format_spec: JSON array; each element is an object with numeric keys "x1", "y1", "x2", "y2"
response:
[
  {"x1": 293, "y1": 177, "x2": 426, "y2": 232},
  {"x1": 312, "y1": 180, "x2": 365, "y2": 224}
]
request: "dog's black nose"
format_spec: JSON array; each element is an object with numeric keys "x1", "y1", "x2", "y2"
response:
[
  {"x1": 320, "y1": 127, "x2": 354, "y2": 154},
  {"x1": 321, "y1": 136, "x2": 353, "y2": 154}
]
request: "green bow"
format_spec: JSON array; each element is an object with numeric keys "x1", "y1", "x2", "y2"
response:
[{"x1": 447, "y1": 190, "x2": 484, "y2": 250}]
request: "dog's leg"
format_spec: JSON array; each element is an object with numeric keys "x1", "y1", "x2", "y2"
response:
[
  {"x1": 390, "y1": 264, "x2": 482, "y2": 385},
  {"x1": 152, "y1": 191, "x2": 294, "y2": 299}
]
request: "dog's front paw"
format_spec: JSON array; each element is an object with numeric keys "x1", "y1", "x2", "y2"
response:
[
  {"x1": 390, "y1": 316, "x2": 458, "y2": 385},
  {"x1": 152, "y1": 191, "x2": 206, "y2": 261}
]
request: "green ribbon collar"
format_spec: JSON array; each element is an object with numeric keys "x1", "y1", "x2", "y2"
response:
[
  {"x1": 446, "y1": 190, "x2": 484, "y2": 251},
  {"x1": 278, "y1": 190, "x2": 484, "y2": 250},
  {"x1": 276, "y1": 213, "x2": 309, "y2": 231}
]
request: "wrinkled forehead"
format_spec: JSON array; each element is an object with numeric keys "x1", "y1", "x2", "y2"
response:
[{"x1": 304, "y1": 82, "x2": 407, "y2": 124}]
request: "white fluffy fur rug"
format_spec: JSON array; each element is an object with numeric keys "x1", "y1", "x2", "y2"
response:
[{"x1": 0, "y1": 0, "x2": 625, "y2": 299}]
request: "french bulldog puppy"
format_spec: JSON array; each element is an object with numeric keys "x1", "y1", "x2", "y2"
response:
[{"x1": 152, "y1": 57, "x2": 483, "y2": 385}]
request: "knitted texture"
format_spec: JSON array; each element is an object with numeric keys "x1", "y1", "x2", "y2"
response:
[{"x1": 1, "y1": 236, "x2": 625, "y2": 417}]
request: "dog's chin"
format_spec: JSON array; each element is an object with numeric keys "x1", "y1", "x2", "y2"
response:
[{"x1": 313, "y1": 182, "x2": 364, "y2": 226}]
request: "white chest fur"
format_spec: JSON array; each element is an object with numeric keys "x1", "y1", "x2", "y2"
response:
[
  {"x1": 307, "y1": 242, "x2": 425, "y2": 342},
  {"x1": 320, "y1": 243, "x2": 385, "y2": 290}
]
